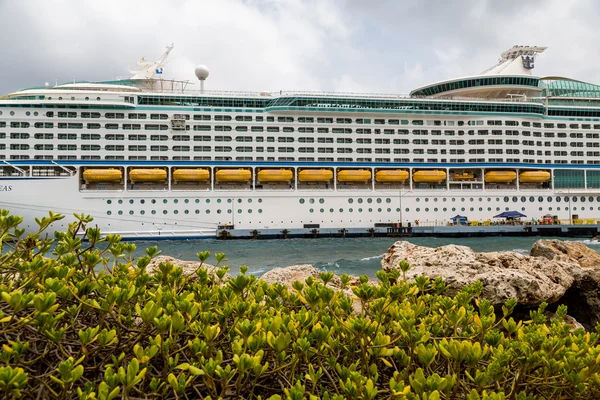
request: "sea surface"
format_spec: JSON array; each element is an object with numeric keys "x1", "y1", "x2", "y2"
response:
[{"x1": 132, "y1": 236, "x2": 600, "y2": 278}]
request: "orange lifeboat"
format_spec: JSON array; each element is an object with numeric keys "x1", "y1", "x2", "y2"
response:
[
  {"x1": 173, "y1": 168, "x2": 210, "y2": 182},
  {"x1": 337, "y1": 169, "x2": 371, "y2": 183},
  {"x1": 485, "y1": 171, "x2": 517, "y2": 183},
  {"x1": 129, "y1": 169, "x2": 167, "y2": 183},
  {"x1": 375, "y1": 169, "x2": 409, "y2": 183},
  {"x1": 215, "y1": 169, "x2": 252, "y2": 182},
  {"x1": 298, "y1": 169, "x2": 333, "y2": 182},
  {"x1": 257, "y1": 169, "x2": 293, "y2": 182},
  {"x1": 83, "y1": 168, "x2": 122, "y2": 183},
  {"x1": 519, "y1": 170, "x2": 551, "y2": 183},
  {"x1": 413, "y1": 170, "x2": 447, "y2": 184}
]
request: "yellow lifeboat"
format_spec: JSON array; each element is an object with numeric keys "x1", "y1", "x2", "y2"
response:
[
  {"x1": 129, "y1": 168, "x2": 167, "y2": 183},
  {"x1": 215, "y1": 169, "x2": 252, "y2": 182},
  {"x1": 413, "y1": 170, "x2": 447, "y2": 184},
  {"x1": 452, "y1": 172, "x2": 475, "y2": 181},
  {"x1": 338, "y1": 169, "x2": 372, "y2": 183},
  {"x1": 519, "y1": 170, "x2": 551, "y2": 183},
  {"x1": 298, "y1": 169, "x2": 334, "y2": 182},
  {"x1": 82, "y1": 168, "x2": 122, "y2": 183},
  {"x1": 485, "y1": 171, "x2": 517, "y2": 183},
  {"x1": 375, "y1": 169, "x2": 409, "y2": 183},
  {"x1": 257, "y1": 169, "x2": 293, "y2": 182},
  {"x1": 173, "y1": 168, "x2": 210, "y2": 182}
]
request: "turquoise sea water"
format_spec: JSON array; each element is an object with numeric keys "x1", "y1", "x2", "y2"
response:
[{"x1": 133, "y1": 237, "x2": 600, "y2": 278}]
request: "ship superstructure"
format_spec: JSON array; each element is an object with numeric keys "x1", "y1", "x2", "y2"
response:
[{"x1": 1, "y1": 45, "x2": 600, "y2": 238}]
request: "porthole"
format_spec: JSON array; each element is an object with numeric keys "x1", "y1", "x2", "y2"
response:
[
  {"x1": 461, "y1": 207, "x2": 465, "y2": 212},
  {"x1": 572, "y1": 197, "x2": 578, "y2": 203},
  {"x1": 368, "y1": 208, "x2": 373, "y2": 212},
  {"x1": 184, "y1": 210, "x2": 189, "y2": 214},
  {"x1": 97, "y1": 97, "x2": 101, "y2": 101},
  {"x1": 206, "y1": 210, "x2": 211, "y2": 214},
  {"x1": 107, "y1": 200, "x2": 112, "y2": 205},
  {"x1": 107, "y1": 211, "x2": 112, "y2": 215},
  {"x1": 581, "y1": 207, "x2": 586, "y2": 211},
  {"x1": 237, "y1": 199, "x2": 242, "y2": 203},
  {"x1": 451, "y1": 207, "x2": 456, "y2": 212},
  {"x1": 416, "y1": 198, "x2": 420, "y2": 202},
  {"x1": 237, "y1": 209, "x2": 242, "y2": 214},
  {"x1": 248, "y1": 209, "x2": 252, "y2": 213},
  {"x1": 538, "y1": 197, "x2": 543, "y2": 202},
  {"x1": 461, "y1": 198, "x2": 465, "y2": 202},
  {"x1": 300, "y1": 199, "x2": 305, "y2": 204},
  {"x1": 512, "y1": 196, "x2": 518, "y2": 202},
  {"x1": 367, "y1": 198, "x2": 373, "y2": 204},
  {"x1": 378, "y1": 208, "x2": 382, "y2": 212},
  {"x1": 129, "y1": 199, "x2": 134, "y2": 204},
  {"x1": 206, "y1": 199, "x2": 211, "y2": 204},
  {"x1": 496, "y1": 207, "x2": 500, "y2": 211},
  {"x1": 478, "y1": 207, "x2": 482, "y2": 211},
  {"x1": 217, "y1": 199, "x2": 222, "y2": 204},
  {"x1": 396, "y1": 208, "x2": 400, "y2": 212},
  {"x1": 59, "y1": 97, "x2": 63, "y2": 100},
  {"x1": 319, "y1": 199, "x2": 324, "y2": 204},
  {"x1": 85, "y1": 97, "x2": 89, "y2": 101},
  {"x1": 118, "y1": 199, "x2": 123, "y2": 204},
  {"x1": 163, "y1": 199, "x2": 168, "y2": 204},
  {"x1": 34, "y1": 111, "x2": 38, "y2": 116},
  {"x1": 358, "y1": 208, "x2": 363, "y2": 212},
  {"x1": 377, "y1": 198, "x2": 382, "y2": 204},
  {"x1": 580, "y1": 196, "x2": 586, "y2": 203},
  {"x1": 522, "y1": 207, "x2": 526, "y2": 211},
  {"x1": 339, "y1": 208, "x2": 344, "y2": 213},
  {"x1": 118, "y1": 211, "x2": 123, "y2": 215},
  {"x1": 547, "y1": 197, "x2": 552, "y2": 202},
  {"x1": 521, "y1": 197, "x2": 526, "y2": 202},
  {"x1": 173, "y1": 199, "x2": 178, "y2": 204},
  {"x1": 557, "y1": 207, "x2": 561, "y2": 211},
  {"x1": 405, "y1": 208, "x2": 409, "y2": 212},
  {"x1": 195, "y1": 210, "x2": 200, "y2": 214},
  {"x1": 151, "y1": 210, "x2": 156, "y2": 215},
  {"x1": 556, "y1": 197, "x2": 562, "y2": 203},
  {"x1": 487, "y1": 207, "x2": 491, "y2": 211},
  {"x1": 416, "y1": 208, "x2": 420, "y2": 212},
  {"x1": 184, "y1": 199, "x2": 189, "y2": 204},
  {"x1": 129, "y1": 210, "x2": 134, "y2": 215},
  {"x1": 386, "y1": 198, "x2": 391, "y2": 203},
  {"x1": 227, "y1": 199, "x2": 232, "y2": 204},
  {"x1": 424, "y1": 198, "x2": 429, "y2": 203},
  {"x1": 309, "y1": 199, "x2": 315, "y2": 204},
  {"x1": 470, "y1": 198, "x2": 474, "y2": 202},
  {"x1": 174, "y1": 210, "x2": 179, "y2": 215},
  {"x1": 309, "y1": 208, "x2": 314, "y2": 213},
  {"x1": 329, "y1": 208, "x2": 334, "y2": 213},
  {"x1": 320, "y1": 208, "x2": 325, "y2": 213},
  {"x1": 349, "y1": 208, "x2": 353, "y2": 212},
  {"x1": 195, "y1": 199, "x2": 200, "y2": 204},
  {"x1": 9, "y1": 111, "x2": 14, "y2": 116},
  {"x1": 589, "y1": 197, "x2": 594, "y2": 202},
  {"x1": 26, "y1": 111, "x2": 30, "y2": 116},
  {"x1": 443, "y1": 198, "x2": 447, "y2": 202},
  {"x1": 358, "y1": 199, "x2": 363, "y2": 204},
  {"x1": 539, "y1": 207, "x2": 543, "y2": 211},
  {"x1": 443, "y1": 207, "x2": 447, "y2": 212},
  {"x1": 425, "y1": 208, "x2": 429, "y2": 212},
  {"x1": 163, "y1": 210, "x2": 167, "y2": 214},
  {"x1": 387, "y1": 208, "x2": 391, "y2": 212},
  {"x1": 548, "y1": 207, "x2": 552, "y2": 211},
  {"x1": 227, "y1": 209, "x2": 231, "y2": 214},
  {"x1": 258, "y1": 199, "x2": 263, "y2": 203},
  {"x1": 140, "y1": 199, "x2": 145, "y2": 204},
  {"x1": 348, "y1": 198, "x2": 354, "y2": 204},
  {"x1": 487, "y1": 198, "x2": 491, "y2": 202},
  {"x1": 151, "y1": 199, "x2": 157, "y2": 204},
  {"x1": 434, "y1": 198, "x2": 438, "y2": 202}
]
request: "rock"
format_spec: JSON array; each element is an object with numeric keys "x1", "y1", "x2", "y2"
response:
[
  {"x1": 531, "y1": 239, "x2": 600, "y2": 269},
  {"x1": 530, "y1": 239, "x2": 600, "y2": 330},
  {"x1": 146, "y1": 255, "x2": 218, "y2": 277},
  {"x1": 381, "y1": 241, "x2": 582, "y2": 306}
]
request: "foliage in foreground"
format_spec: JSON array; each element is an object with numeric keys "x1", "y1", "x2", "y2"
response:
[{"x1": 1, "y1": 211, "x2": 600, "y2": 399}]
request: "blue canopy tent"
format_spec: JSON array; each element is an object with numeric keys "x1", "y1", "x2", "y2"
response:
[
  {"x1": 493, "y1": 211, "x2": 526, "y2": 219},
  {"x1": 450, "y1": 215, "x2": 468, "y2": 225}
]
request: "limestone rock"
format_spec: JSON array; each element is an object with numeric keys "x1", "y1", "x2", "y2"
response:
[
  {"x1": 381, "y1": 241, "x2": 581, "y2": 306},
  {"x1": 531, "y1": 239, "x2": 600, "y2": 269},
  {"x1": 260, "y1": 264, "x2": 321, "y2": 287},
  {"x1": 146, "y1": 255, "x2": 217, "y2": 277}
]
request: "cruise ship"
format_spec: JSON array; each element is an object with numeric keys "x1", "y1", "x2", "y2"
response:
[{"x1": 1, "y1": 44, "x2": 599, "y2": 239}]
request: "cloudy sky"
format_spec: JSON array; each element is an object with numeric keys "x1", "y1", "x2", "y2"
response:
[{"x1": 0, "y1": 0, "x2": 596, "y2": 95}]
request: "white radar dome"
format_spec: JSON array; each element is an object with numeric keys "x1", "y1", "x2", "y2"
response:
[{"x1": 194, "y1": 65, "x2": 210, "y2": 80}]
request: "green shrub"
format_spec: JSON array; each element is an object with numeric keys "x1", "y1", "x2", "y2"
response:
[{"x1": 1, "y1": 210, "x2": 600, "y2": 399}]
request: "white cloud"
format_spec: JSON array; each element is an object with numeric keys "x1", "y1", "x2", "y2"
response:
[{"x1": 1, "y1": 0, "x2": 600, "y2": 95}]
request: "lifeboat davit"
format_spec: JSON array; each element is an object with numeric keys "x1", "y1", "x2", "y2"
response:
[
  {"x1": 173, "y1": 168, "x2": 210, "y2": 182},
  {"x1": 413, "y1": 170, "x2": 447, "y2": 184},
  {"x1": 129, "y1": 169, "x2": 167, "y2": 183},
  {"x1": 83, "y1": 168, "x2": 122, "y2": 183},
  {"x1": 375, "y1": 169, "x2": 409, "y2": 183},
  {"x1": 215, "y1": 169, "x2": 252, "y2": 182},
  {"x1": 298, "y1": 169, "x2": 333, "y2": 182},
  {"x1": 485, "y1": 171, "x2": 517, "y2": 183},
  {"x1": 452, "y1": 172, "x2": 475, "y2": 181},
  {"x1": 257, "y1": 169, "x2": 293, "y2": 182},
  {"x1": 337, "y1": 169, "x2": 371, "y2": 183},
  {"x1": 519, "y1": 170, "x2": 551, "y2": 183}
]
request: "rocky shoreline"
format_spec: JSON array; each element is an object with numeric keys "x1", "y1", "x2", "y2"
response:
[{"x1": 151, "y1": 239, "x2": 600, "y2": 330}]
